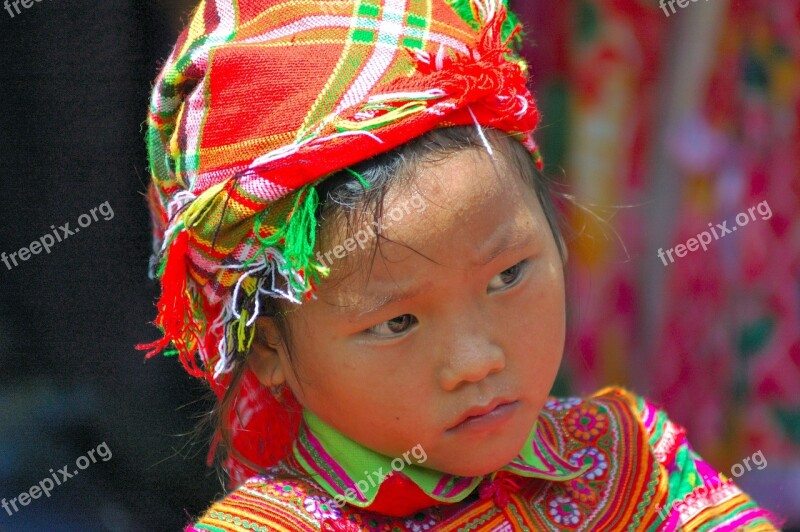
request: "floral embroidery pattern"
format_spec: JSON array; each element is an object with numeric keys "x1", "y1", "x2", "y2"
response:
[
  {"x1": 304, "y1": 495, "x2": 343, "y2": 521},
  {"x1": 564, "y1": 404, "x2": 609, "y2": 442},
  {"x1": 567, "y1": 447, "x2": 609, "y2": 481},
  {"x1": 565, "y1": 477, "x2": 598, "y2": 505},
  {"x1": 547, "y1": 494, "x2": 583, "y2": 527},
  {"x1": 272, "y1": 480, "x2": 299, "y2": 497}
]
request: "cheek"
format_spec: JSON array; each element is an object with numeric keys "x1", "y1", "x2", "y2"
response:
[
  {"x1": 292, "y1": 337, "x2": 403, "y2": 409},
  {"x1": 506, "y1": 262, "x2": 565, "y2": 360}
]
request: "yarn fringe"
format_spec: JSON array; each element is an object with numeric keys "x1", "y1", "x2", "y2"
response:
[
  {"x1": 340, "y1": 4, "x2": 532, "y2": 149},
  {"x1": 139, "y1": 181, "x2": 334, "y2": 383},
  {"x1": 136, "y1": 228, "x2": 206, "y2": 379},
  {"x1": 252, "y1": 183, "x2": 330, "y2": 300},
  {"x1": 445, "y1": 0, "x2": 524, "y2": 51}
]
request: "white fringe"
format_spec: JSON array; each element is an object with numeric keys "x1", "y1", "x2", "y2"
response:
[
  {"x1": 368, "y1": 89, "x2": 446, "y2": 103},
  {"x1": 211, "y1": 246, "x2": 309, "y2": 379},
  {"x1": 467, "y1": 105, "x2": 494, "y2": 157}
]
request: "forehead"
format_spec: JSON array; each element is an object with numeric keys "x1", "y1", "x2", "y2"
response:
[{"x1": 313, "y1": 145, "x2": 543, "y2": 308}]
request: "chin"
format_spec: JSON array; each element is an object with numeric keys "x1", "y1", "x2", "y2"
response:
[
  {"x1": 429, "y1": 445, "x2": 523, "y2": 477},
  {"x1": 426, "y1": 409, "x2": 539, "y2": 477}
]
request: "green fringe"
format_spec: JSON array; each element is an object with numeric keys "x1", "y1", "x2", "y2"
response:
[
  {"x1": 253, "y1": 183, "x2": 329, "y2": 297},
  {"x1": 445, "y1": 0, "x2": 481, "y2": 30},
  {"x1": 444, "y1": 0, "x2": 524, "y2": 51}
]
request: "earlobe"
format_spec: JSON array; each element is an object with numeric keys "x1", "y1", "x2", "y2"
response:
[{"x1": 247, "y1": 318, "x2": 287, "y2": 388}]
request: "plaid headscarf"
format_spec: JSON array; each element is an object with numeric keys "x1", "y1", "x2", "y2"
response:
[{"x1": 141, "y1": 0, "x2": 542, "y2": 482}]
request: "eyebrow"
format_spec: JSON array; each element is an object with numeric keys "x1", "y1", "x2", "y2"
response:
[
  {"x1": 469, "y1": 229, "x2": 533, "y2": 267},
  {"x1": 347, "y1": 287, "x2": 424, "y2": 321},
  {"x1": 344, "y1": 229, "x2": 534, "y2": 320}
]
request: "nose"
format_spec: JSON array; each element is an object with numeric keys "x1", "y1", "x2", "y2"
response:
[{"x1": 437, "y1": 305, "x2": 505, "y2": 392}]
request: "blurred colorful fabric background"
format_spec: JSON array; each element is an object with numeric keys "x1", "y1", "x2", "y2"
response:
[{"x1": 517, "y1": 0, "x2": 800, "y2": 523}]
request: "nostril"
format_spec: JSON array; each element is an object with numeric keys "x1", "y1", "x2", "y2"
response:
[{"x1": 438, "y1": 344, "x2": 506, "y2": 390}]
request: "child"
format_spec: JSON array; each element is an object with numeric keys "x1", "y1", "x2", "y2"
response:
[{"x1": 141, "y1": 0, "x2": 781, "y2": 530}]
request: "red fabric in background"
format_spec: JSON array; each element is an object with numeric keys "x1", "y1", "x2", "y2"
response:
[{"x1": 514, "y1": 0, "x2": 800, "y2": 520}]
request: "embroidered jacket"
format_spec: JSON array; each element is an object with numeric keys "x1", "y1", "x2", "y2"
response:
[{"x1": 187, "y1": 388, "x2": 779, "y2": 531}]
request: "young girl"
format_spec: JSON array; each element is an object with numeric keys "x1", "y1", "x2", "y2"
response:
[{"x1": 141, "y1": 0, "x2": 781, "y2": 530}]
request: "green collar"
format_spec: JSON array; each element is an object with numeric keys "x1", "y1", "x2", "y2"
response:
[{"x1": 291, "y1": 408, "x2": 590, "y2": 509}]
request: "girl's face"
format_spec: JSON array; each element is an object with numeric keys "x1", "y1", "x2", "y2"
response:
[{"x1": 252, "y1": 145, "x2": 566, "y2": 477}]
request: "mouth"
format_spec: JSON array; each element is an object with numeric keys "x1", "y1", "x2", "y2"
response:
[{"x1": 447, "y1": 399, "x2": 520, "y2": 433}]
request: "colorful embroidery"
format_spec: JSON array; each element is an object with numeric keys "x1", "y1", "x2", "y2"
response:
[
  {"x1": 546, "y1": 494, "x2": 582, "y2": 528},
  {"x1": 187, "y1": 388, "x2": 780, "y2": 531},
  {"x1": 564, "y1": 404, "x2": 609, "y2": 442}
]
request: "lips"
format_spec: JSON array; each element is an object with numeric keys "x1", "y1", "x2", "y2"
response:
[{"x1": 447, "y1": 398, "x2": 518, "y2": 431}]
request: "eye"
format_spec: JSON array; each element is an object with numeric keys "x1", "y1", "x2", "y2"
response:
[
  {"x1": 487, "y1": 259, "x2": 530, "y2": 292},
  {"x1": 366, "y1": 314, "x2": 418, "y2": 337}
]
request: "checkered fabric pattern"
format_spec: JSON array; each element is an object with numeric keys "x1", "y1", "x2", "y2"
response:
[{"x1": 141, "y1": 0, "x2": 542, "y2": 478}]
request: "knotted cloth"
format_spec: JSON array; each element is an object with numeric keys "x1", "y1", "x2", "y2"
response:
[{"x1": 140, "y1": 0, "x2": 542, "y2": 482}]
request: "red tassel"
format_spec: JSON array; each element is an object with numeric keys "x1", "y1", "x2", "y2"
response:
[
  {"x1": 136, "y1": 230, "x2": 205, "y2": 378},
  {"x1": 406, "y1": 7, "x2": 536, "y2": 134},
  {"x1": 478, "y1": 472, "x2": 526, "y2": 508}
]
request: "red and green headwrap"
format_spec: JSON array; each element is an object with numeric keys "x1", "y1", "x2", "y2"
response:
[{"x1": 140, "y1": 0, "x2": 542, "y2": 481}]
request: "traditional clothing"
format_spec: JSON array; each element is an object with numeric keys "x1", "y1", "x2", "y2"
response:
[{"x1": 187, "y1": 388, "x2": 778, "y2": 531}]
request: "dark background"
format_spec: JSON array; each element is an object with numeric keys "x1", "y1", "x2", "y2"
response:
[{"x1": 0, "y1": 1, "x2": 216, "y2": 529}]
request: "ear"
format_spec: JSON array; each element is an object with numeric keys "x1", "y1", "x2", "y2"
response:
[{"x1": 248, "y1": 317, "x2": 288, "y2": 388}]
